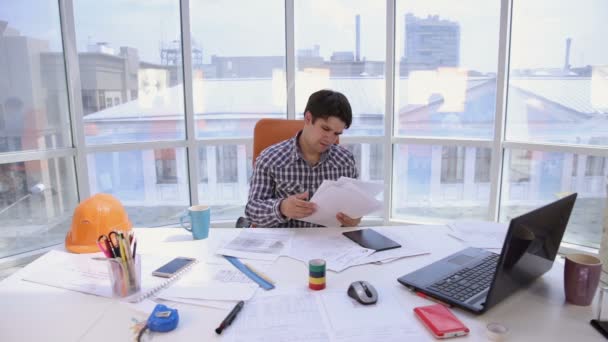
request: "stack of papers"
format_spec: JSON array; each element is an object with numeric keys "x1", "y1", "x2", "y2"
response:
[
  {"x1": 157, "y1": 263, "x2": 259, "y2": 309},
  {"x1": 287, "y1": 232, "x2": 375, "y2": 272},
  {"x1": 222, "y1": 289, "x2": 424, "y2": 342},
  {"x1": 301, "y1": 177, "x2": 383, "y2": 227},
  {"x1": 448, "y1": 221, "x2": 508, "y2": 249},
  {"x1": 216, "y1": 229, "x2": 294, "y2": 261},
  {"x1": 285, "y1": 228, "x2": 430, "y2": 272}
]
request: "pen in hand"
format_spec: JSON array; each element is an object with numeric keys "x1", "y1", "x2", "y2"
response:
[{"x1": 215, "y1": 300, "x2": 244, "y2": 334}]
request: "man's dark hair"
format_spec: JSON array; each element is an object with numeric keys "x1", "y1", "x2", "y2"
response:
[{"x1": 304, "y1": 89, "x2": 352, "y2": 128}]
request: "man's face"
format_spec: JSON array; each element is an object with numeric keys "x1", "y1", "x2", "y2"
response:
[{"x1": 302, "y1": 111, "x2": 346, "y2": 153}]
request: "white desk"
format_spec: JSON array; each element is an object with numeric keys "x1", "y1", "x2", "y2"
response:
[{"x1": 0, "y1": 226, "x2": 602, "y2": 341}]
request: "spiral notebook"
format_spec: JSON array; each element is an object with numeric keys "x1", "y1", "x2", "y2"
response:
[{"x1": 21, "y1": 250, "x2": 197, "y2": 303}]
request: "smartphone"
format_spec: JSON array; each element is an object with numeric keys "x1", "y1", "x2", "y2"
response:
[
  {"x1": 413, "y1": 304, "x2": 469, "y2": 339},
  {"x1": 152, "y1": 257, "x2": 197, "y2": 278},
  {"x1": 342, "y1": 229, "x2": 401, "y2": 252}
]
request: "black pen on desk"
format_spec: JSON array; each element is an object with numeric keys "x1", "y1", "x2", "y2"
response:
[{"x1": 215, "y1": 300, "x2": 244, "y2": 334}]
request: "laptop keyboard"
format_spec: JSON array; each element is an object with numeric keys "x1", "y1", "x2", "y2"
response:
[{"x1": 429, "y1": 253, "x2": 499, "y2": 302}]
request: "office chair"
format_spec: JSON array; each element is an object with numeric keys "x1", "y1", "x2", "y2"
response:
[
  {"x1": 236, "y1": 119, "x2": 303, "y2": 228},
  {"x1": 236, "y1": 118, "x2": 340, "y2": 228}
]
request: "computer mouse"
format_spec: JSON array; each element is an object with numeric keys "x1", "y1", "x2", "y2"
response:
[{"x1": 347, "y1": 280, "x2": 378, "y2": 305}]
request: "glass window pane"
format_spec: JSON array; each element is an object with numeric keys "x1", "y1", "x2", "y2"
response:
[
  {"x1": 88, "y1": 148, "x2": 189, "y2": 227},
  {"x1": 500, "y1": 149, "x2": 606, "y2": 248},
  {"x1": 395, "y1": 1, "x2": 500, "y2": 139},
  {"x1": 198, "y1": 144, "x2": 253, "y2": 222},
  {"x1": 294, "y1": 0, "x2": 386, "y2": 136},
  {"x1": 190, "y1": 0, "x2": 286, "y2": 139},
  {"x1": 343, "y1": 142, "x2": 385, "y2": 183},
  {"x1": 507, "y1": 1, "x2": 608, "y2": 146},
  {"x1": 0, "y1": 158, "x2": 78, "y2": 258},
  {"x1": 392, "y1": 144, "x2": 491, "y2": 221},
  {"x1": 344, "y1": 142, "x2": 384, "y2": 218},
  {"x1": 74, "y1": 1, "x2": 185, "y2": 145},
  {"x1": 0, "y1": 1, "x2": 72, "y2": 152}
]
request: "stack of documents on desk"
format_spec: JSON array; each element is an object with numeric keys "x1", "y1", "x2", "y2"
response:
[
  {"x1": 287, "y1": 232, "x2": 375, "y2": 272},
  {"x1": 301, "y1": 177, "x2": 383, "y2": 227},
  {"x1": 286, "y1": 228, "x2": 430, "y2": 272},
  {"x1": 347, "y1": 227, "x2": 430, "y2": 266},
  {"x1": 448, "y1": 220, "x2": 508, "y2": 249},
  {"x1": 156, "y1": 262, "x2": 259, "y2": 309},
  {"x1": 216, "y1": 229, "x2": 293, "y2": 261},
  {"x1": 222, "y1": 289, "x2": 424, "y2": 342}
]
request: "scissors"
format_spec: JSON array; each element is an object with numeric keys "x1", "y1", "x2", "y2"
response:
[{"x1": 96, "y1": 235, "x2": 114, "y2": 258}]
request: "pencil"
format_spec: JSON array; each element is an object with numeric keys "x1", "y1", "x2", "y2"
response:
[{"x1": 244, "y1": 263, "x2": 275, "y2": 285}]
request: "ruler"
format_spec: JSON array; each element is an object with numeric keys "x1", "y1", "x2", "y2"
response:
[{"x1": 224, "y1": 256, "x2": 275, "y2": 290}]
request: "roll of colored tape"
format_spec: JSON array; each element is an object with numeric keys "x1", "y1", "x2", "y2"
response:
[
  {"x1": 309, "y1": 283, "x2": 326, "y2": 291},
  {"x1": 308, "y1": 276, "x2": 326, "y2": 285},
  {"x1": 309, "y1": 270, "x2": 325, "y2": 278},
  {"x1": 309, "y1": 259, "x2": 326, "y2": 273}
]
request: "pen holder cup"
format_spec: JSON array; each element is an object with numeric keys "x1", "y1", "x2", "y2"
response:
[{"x1": 107, "y1": 256, "x2": 141, "y2": 298}]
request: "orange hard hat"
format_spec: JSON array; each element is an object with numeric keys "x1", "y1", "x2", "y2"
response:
[{"x1": 65, "y1": 193, "x2": 132, "y2": 253}]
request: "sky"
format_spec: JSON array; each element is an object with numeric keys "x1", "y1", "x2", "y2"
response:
[{"x1": 1, "y1": 0, "x2": 607, "y2": 73}]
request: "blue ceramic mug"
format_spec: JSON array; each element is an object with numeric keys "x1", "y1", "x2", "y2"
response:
[{"x1": 180, "y1": 205, "x2": 210, "y2": 240}]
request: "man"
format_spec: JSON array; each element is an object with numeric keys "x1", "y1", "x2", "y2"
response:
[{"x1": 245, "y1": 89, "x2": 361, "y2": 228}]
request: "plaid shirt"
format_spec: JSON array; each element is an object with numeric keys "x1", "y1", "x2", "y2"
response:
[{"x1": 245, "y1": 131, "x2": 358, "y2": 227}]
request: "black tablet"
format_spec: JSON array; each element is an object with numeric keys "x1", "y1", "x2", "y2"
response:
[{"x1": 342, "y1": 229, "x2": 401, "y2": 252}]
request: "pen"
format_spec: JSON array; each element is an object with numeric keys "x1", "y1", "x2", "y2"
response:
[
  {"x1": 414, "y1": 291, "x2": 452, "y2": 307},
  {"x1": 244, "y1": 263, "x2": 275, "y2": 285},
  {"x1": 215, "y1": 300, "x2": 244, "y2": 334}
]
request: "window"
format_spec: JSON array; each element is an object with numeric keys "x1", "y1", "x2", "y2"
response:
[
  {"x1": 0, "y1": 1, "x2": 78, "y2": 258},
  {"x1": 395, "y1": 1, "x2": 501, "y2": 139},
  {"x1": 3, "y1": 0, "x2": 607, "y2": 261},
  {"x1": 189, "y1": 0, "x2": 286, "y2": 139},
  {"x1": 441, "y1": 146, "x2": 465, "y2": 184},
  {"x1": 393, "y1": 144, "x2": 490, "y2": 221},
  {"x1": 503, "y1": 0, "x2": 608, "y2": 248},
  {"x1": 155, "y1": 149, "x2": 178, "y2": 184},
  {"x1": 217, "y1": 145, "x2": 238, "y2": 183},
  {"x1": 474, "y1": 148, "x2": 491, "y2": 183},
  {"x1": 585, "y1": 156, "x2": 605, "y2": 177},
  {"x1": 197, "y1": 144, "x2": 253, "y2": 222},
  {"x1": 88, "y1": 148, "x2": 189, "y2": 225},
  {"x1": 74, "y1": 0, "x2": 185, "y2": 145}
]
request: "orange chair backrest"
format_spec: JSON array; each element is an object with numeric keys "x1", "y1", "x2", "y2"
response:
[
  {"x1": 253, "y1": 119, "x2": 303, "y2": 166},
  {"x1": 252, "y1": 118, "x2": 340, "y2": 166}
]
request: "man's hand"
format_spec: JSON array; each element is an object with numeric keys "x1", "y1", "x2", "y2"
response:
[
  {"x1": 280, "y1": 191, "x2": 316, "y2": 219},
  {"x1": 336, "y1": 212, "x2": 361, "y2": 227}
]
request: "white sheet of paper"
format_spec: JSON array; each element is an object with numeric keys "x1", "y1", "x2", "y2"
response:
[
  {"x1": 223, "y1": 292, "x2": 331, "y2": 342},
  {"x1": 347, "y1": 229, "x2": 430, "y2": 266},
  {"x1": 156, "y1": 296, "x2": 237, "y2": 309},
  {"x1": 286, "y1": 232, "x2": 374, "y2": 272},
  {"x1": 301, "y1": 181, "x2": 382, "y2": 227},
  {"x1": 216, "y1": 229, "x2": 294, "y2": 261},
  {"x1": 336, "y1": 177, "x2": 384, "y2": 196},
  {"x1": 156, "y1": 263, "x2": 258, "y2": 301},
  {"x1": 448, "y1": 221, "x2": 509, "y2": 249},
  {"x1": 319, "y1": 289, "x2": 424, "y2": 341}
]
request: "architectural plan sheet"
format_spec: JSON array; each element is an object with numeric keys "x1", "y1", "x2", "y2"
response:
[
  {"x1": 223, "y1": 289, "x2": 424, "y2": 342},
  {"x1": 216, "y1": 229, "x2": 294, "y2": 261},
  {"x1": 300, "y1": 178, "x2": 383, "y2": 227}
]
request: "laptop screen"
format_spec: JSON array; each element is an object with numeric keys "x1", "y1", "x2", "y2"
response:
[{"x1": 485, "y1": 193, "x2": 577, "y2": 309}]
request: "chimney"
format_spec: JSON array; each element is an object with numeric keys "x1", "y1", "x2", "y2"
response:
[
  {"x1": 564, "y1": 37, "x2": 572, "y2": 71},
  {"x1": 355, "y1": 14, "x2": 361, "y2": 62}
]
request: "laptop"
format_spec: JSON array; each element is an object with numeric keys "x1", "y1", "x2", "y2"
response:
[{"x1": 398, "y1": 193, "x2": 577, "y2": 314}]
